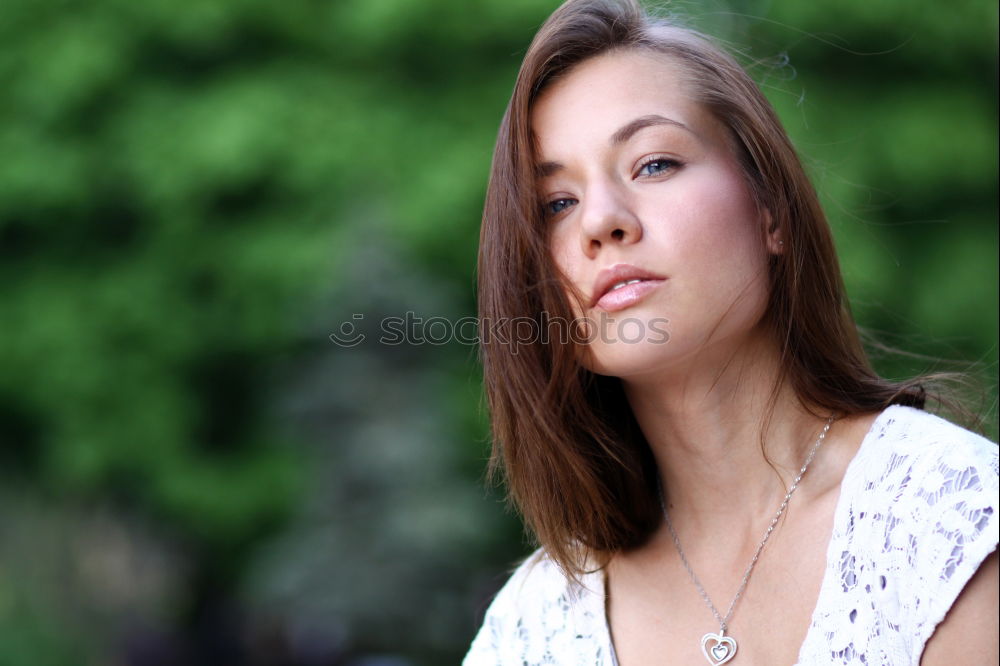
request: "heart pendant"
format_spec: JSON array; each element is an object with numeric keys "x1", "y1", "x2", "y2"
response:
[{"x1": 700, "y1": 631, "x2": 737, "y2": 665}]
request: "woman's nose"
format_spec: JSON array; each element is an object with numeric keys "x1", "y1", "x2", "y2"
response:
[{"x1": 578, "y1": 183, "x2": 642, "y2": 257}]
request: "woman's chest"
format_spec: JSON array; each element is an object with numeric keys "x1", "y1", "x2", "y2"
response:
[{"x1": 606, "y1": 510, "x2": 835, "y2": 666}]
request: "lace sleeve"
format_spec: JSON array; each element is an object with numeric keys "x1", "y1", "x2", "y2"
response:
[
  {"x1": 463, "y1": 550, "x2": 547, "y2": 666},
  {"x1": 796, "y1": 406, "x2": 997, "y2": 665},
  {"x1": 462, "y1": 601, "x2": 504, "y2": 666},
  {"x1": 463, "y1": 549, "x2": 613, "y2": 665},
  {"x1": 903, "y1": 430, "x2": 999, "y2": 660}
]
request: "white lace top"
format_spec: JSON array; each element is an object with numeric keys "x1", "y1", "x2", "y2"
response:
[{"x1": 464, "y1": 405, "x2": 999, "y2": 665}]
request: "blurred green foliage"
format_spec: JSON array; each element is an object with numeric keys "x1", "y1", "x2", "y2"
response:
[{"x1": 0, "y1": 0, "x2": 995, "y2": 664}]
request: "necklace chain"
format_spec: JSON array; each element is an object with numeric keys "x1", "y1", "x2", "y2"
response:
[{"x1": 661, "y1": 415, "x2": 835, "y2": 635}]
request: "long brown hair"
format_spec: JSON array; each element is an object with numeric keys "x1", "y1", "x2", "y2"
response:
[{"x1": 478, "y1": 0, "x2": 943, "y2": 578}]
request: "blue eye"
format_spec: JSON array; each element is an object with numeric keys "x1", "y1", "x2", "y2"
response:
[
  {"x1": 545, "y1": 197, "x2": 577, "y2": 216},
  {"x1": 637, "y1": 158, "x2": 680, "y2": 178}
]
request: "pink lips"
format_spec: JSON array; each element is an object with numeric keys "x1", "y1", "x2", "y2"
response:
[{"x1": 591, "y1": 264, "x2": 666, "y2": 312}]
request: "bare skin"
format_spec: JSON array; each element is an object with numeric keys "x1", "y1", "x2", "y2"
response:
[
  {"x1": 605, "y1": 409, "x2": 879, "y2": 665},
  {"x1": 533, "y1": 48, "x2": 998, "y2": 665}
]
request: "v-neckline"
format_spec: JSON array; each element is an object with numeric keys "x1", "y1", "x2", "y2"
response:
[{"x1": 596, "y1": 406, "x2": 898, "y2": 666}]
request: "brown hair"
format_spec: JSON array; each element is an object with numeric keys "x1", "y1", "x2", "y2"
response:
[{"x1": 478, "y1": 0, "x2": 954, "y2": 578}]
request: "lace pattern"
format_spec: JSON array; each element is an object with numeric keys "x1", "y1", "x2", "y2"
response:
[
  {"x1": 464, "y1": 406, "x2": 999, "y2": 665},
  {"x1": 796, "y1": 406, "x2": 999, "y2": 665}
]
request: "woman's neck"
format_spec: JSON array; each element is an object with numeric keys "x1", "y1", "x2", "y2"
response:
[{"x1": 621, "y1": 332, "x2": 833, "y2": 537}]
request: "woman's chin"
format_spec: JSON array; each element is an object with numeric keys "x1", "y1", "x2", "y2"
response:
[{"x1": 581, "y1": 339, "x2": 685, "y2": 380}]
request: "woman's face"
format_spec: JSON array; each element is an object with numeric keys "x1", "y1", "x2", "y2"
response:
[{"x1": 532, "y1": 49, "x2": 780, "y2": 379}]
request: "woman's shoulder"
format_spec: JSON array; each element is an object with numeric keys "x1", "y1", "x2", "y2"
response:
[
  {"x1": 825, "y1": 405, "x2": 998, "y2": 652},
  {"x1": 481, "y1": 548, "x2": 582, "y2": 615},
  {"x1": 463, "y1": 548, "x2": 612, "y2": 665},
  {"x1": 843, "y1": 404, "x2": 997, "y2": 551},
  {"x1": 799, "y1": 405, "x2": 997, "y2": 663},
  {"x1": 851, "y1": 404, "x2": 998, "y2": 489}
]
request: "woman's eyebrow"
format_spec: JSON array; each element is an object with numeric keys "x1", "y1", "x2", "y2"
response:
[
  {"x1": 610, "y1": 114, "x2": 692, "y2": 145},
  {"x1": 536, "y1": 161, "x2": 564, "y2": 178},
  {"x1": 535, "y1": 114, "x2": 695, "y2": 178}
]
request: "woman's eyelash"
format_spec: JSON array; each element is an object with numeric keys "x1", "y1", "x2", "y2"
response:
[{"x1": 636, "y1": 157, "x2": 682, "y2": 177}]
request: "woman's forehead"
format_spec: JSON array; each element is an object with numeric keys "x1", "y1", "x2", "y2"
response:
[{"x1": 529, "y1": 50, "x2": 724, "y2": 162}]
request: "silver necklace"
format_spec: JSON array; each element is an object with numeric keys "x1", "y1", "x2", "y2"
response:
[{"x1": 661, "y1": 415, "x2": 835, "y2": 665}]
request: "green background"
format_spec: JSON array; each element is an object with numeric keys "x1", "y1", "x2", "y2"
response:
[{"x1": 0, "y1": 0, "x2": 995, "y2": 664}]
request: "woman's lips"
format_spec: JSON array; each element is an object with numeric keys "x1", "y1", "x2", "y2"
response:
[
  {"x1": 594, "y1": 278, "x2": 665, "y2": 312},
  {"x1": 591, "y1": 264, "x2": 668, "y2": 310}
]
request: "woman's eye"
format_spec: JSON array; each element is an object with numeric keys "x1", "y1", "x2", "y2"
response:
[
  {"x1": 637, "y1": 158, "x2": 680, "y2": 178},
  {"x1": 545, "y1": 197, "x2": 577, "y2": 216}
]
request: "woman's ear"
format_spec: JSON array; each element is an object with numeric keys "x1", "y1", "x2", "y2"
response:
[{"x1": 763, "y1": 209, "x2": 784, "y2": 254}]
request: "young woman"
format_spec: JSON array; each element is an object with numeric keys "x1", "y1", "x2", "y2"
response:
[{"x1": 465, "y1": 1, "x2": 998, "y2": 664}]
